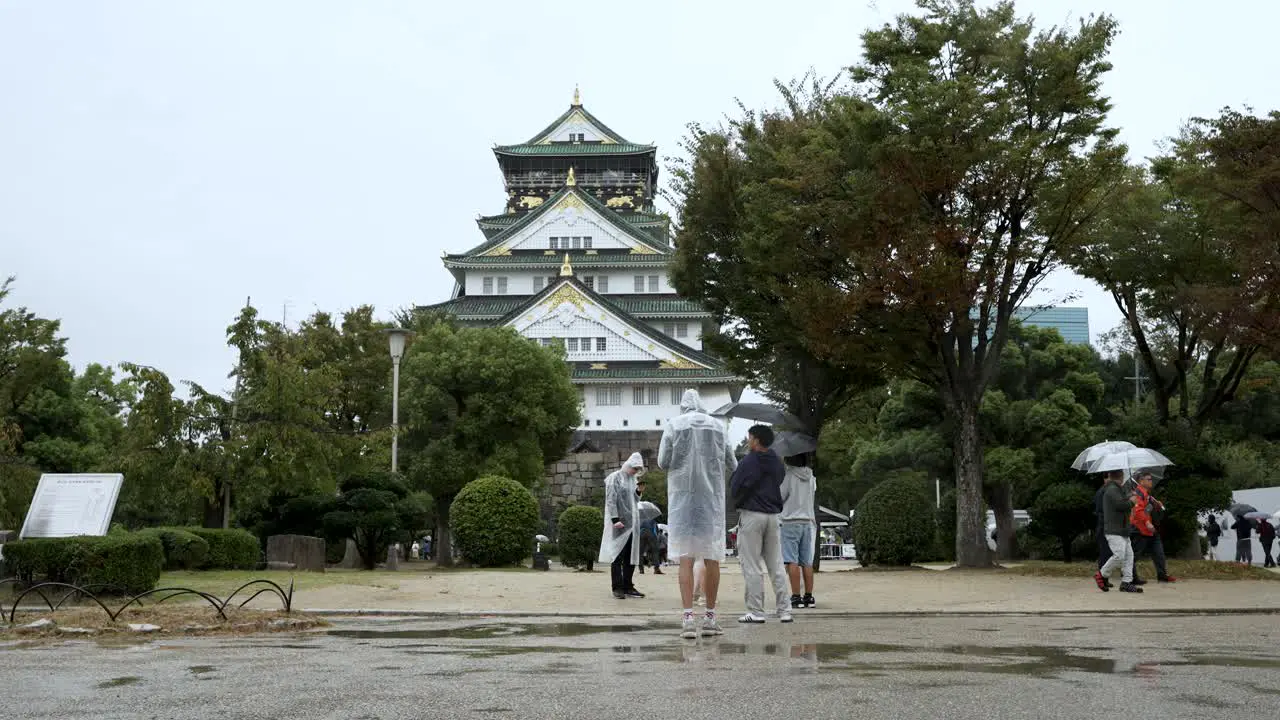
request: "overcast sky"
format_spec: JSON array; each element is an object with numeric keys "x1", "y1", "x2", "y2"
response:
[{"x1": 3, "y1": 0, "x2": 1278, "y2": 396}]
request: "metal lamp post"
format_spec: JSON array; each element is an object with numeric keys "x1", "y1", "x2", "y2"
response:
[{"x1": 386, "y1": 328, "x2": 410, "y2": 474}]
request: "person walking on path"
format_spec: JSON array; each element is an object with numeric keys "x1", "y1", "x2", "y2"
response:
[
  {"x1": 1232, "y1": 515, "x2": 1254, "y2": 565},
  {"x1": 730, "y1": 425, "x2": 792, "y2": 624},
  {"x1": 599, "y1": 452, "x2": 645, "y2": 600},
  {"x1": 1128, "y1": 471, "x2": 1177, "y2": 584},
  {"x1": 1205, "y1": 515, "x2": 1222, "y2": 560},
  {"x1": 1257, "y1": 519, "x2": 1275, "y2": 568},
  {"x1": 1095, "y1": 470, "x2": 1142, "y2": 593},
  {"x1": 1094, "y1": 482, "x2": 1113, "y2": 571},
  {"x1": 658, "y1": 389, "x2": 738, "y2": 639},
  {"x1": 779, "y1": 453, "x2": 818, "y2": 609}
]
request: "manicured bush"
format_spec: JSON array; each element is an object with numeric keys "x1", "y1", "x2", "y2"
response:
[
  {"x1": 451, "y1": 475, "x2": 540, "y2": 567},
  {"x1": 1028, "y1": 483, "x2": 1095, "y2": 562},
  {"x1": 185, "y1": 528, "x2": 261, "y2": 570},
  {"x1": 3, "y1": 533, "x2": 164, "y2": 595},
  {"x1": 137, "y1": 527, "x2": 210, "y2": 570},
  {"x1": 557, "y1": 505, "x2": 604, "y2": 570},
  {"x1": 852, "y1": 471, "x2": 935, "y2": 567}
]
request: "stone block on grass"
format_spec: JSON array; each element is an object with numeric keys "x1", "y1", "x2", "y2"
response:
[{"x1": 266, "y1": 534, "x2": 326, "y2": 572}]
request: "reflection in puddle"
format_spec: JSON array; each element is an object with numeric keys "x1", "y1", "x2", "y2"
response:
[
  {"x1": 328, "y1": 623, "x2": 651, "y2": 640},
  {"x1": 96, "y1": 676, "x2": 141, "y2": 689}
]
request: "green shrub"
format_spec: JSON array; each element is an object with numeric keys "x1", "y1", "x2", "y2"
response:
[
  {"x1": 557, "y1": 505, "x2": 603, "y2": 570},
  {"x1": 184, "y1": 528, "x2": 261, "y2": 569},
  {"x1": 2, "y1": 533, "x2": 164, "y2": 595},
  {"x1": 852, "y1": 471, "x2": 935, "y2": 566},
  {"x1": 1028, "y1": 483, "x2": 1095, "y2": 562},
  {"x1": 137, "y1": 527, "x2": 209, "y2": 570},
  {"x1": 934, "y1": 488, "x2": 957, "y2": 562},
  {"x1": 451, "y1": 475, "x2": 540, "y2": 567}
]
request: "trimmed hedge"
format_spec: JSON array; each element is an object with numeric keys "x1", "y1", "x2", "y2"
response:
[
  {"x1": 451, "y1": 475, "x2": 540, "y2": 567},
  {"x1": 184, "y1": 528, "x2": 261, "y2": 570},
  {"x1": 2, "y1": 533, "x2": 164, "y2": 595},
  {"x1": 853, "y1": 471, "x2": 935, "y2": 567},
  {"x1": 137, "y1": 527, "x2": 210, "y2": 570},
  {"x1": 557, "y1": 505, "x2": 603, "y2": 570}
]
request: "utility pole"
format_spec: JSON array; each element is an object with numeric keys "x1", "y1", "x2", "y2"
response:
[{"x1": 1124, "y1": 353, "x2": 1144, "y2": 405}]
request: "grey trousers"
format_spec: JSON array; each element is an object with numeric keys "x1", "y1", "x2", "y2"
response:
[{"x1": 737, "y1": 510, "x2": 790, "y2": 616}]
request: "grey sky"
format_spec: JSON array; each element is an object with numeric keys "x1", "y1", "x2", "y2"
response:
[{"x1": 3, "y1": 0, "x2": 1278, "y2": 397}]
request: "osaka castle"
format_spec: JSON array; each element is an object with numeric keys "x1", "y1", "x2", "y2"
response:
[{"x1": 422, "y1": 89, "x2": 740, "y2": 442}]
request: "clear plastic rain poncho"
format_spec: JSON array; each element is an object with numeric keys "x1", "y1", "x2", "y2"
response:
[
  {"x1": 658, "y1": 390, "x2": 738, "y2": 560},
  {"x1": 598, "y1": 452, "x2": 644, "y2": 565}
]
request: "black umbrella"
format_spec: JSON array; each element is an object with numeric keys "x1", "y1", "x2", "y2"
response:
[
  {"x1": 769, "y1": 431, "x2": 818, "y2": 458},
  {"x1": 1229, "y1": 503, "x2": 1258, "y2": 517},
  {"x1": 710, "y1": 402, "x2": 805, "y2": 430}
]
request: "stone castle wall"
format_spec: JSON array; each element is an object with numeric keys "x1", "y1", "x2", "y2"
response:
[{"x1": 537, "y1": 431, "x2": 665, "y2": 534}]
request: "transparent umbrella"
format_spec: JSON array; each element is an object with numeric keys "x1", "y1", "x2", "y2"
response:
[
  {"x1": 637, "y1": 501, "x2": 663, "y2": 523},
  {"x1": 1089, "y1": 447, "x2": 1174, "y2": 483},
  {"x1": 1070, "y1": 440, "x2": 1137, "y2": 472},
  {"x1": 770, "y1": 431, "x2": 818, "y2": 459},
  {"x1": 710, "y1": 402, "x2": 805, "y2": 430}
]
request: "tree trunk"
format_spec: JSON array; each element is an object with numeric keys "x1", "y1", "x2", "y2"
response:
[
  {"x1": 201, "y1": 488, "x2": 226, "y2": 529},
  {"x1": 1060, "y1": 535, "x2": 1074, "y2": 563},
  {"x1": 989, "y1": 484, "x2": 1016, "y2": 562},
  {"x1": 435, "y1": 497, "x2": 455, "y2": 568},
  {"x1": 953, "y1": 408, "x2": 990, "y2": 567}
]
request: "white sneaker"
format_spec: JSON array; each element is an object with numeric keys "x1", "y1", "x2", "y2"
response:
[
  {"x1": 680, "y1": 618, "x2": 698, "y2": 639},
  {"x1": 778, "y1": 610, "x2": 794, "y2": 623},
  {"x1": 737, "y1": 612, "x2": 767, "y2": 624},
  {"x1": 700, "y1": 616, "x2": 724, "y2": 636}
]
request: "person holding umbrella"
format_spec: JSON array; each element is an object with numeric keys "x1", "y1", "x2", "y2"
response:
[
  {"x1": 1096, "y1": 469, "x2": 1142, "y2": 593},
  {"x1": 1232, "y1": 513, "x2": 1254, "y2": 565}
]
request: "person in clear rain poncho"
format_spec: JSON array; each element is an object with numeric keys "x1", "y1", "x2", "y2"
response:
[
  {"x1": 599, "y1": 452, "x2": 646, "y2": 599},
  {"x1": 659, "y1": 389, "x2": 738, "y2": 639}
]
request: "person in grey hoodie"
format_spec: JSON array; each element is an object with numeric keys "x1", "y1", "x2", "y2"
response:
[{"x1": 779, "y1": 453, "x2": 818, "y2": 609}]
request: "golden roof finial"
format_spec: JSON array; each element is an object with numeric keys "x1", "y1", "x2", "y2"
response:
[
  {"x1": 560, "y1": 253, "x2": 574, "y2": 277},
  {"x1": 565, "y1": 166, "x2": 576, "y2": 186},
  {"x1": 572, "y1": 85, "x2": 581, "y2": 106}
]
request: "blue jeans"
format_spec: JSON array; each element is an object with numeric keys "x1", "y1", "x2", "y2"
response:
[{"x1": 780, "y1": 521, "x2": 814, "y2": 567}]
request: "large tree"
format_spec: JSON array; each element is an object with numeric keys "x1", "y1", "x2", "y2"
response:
[
  {"x1": 398, "y1": 323, "x2": 580, "y2": 566},
  {"x1": 1072, "y1": 109, "x2": 1280, "y2": 430},
  {"x1": 672, "y1": 1, "x2": 1125, "y2": 565}
]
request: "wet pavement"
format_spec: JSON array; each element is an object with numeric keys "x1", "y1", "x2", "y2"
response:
[{"x1": 3, "y1": 613, "x2": 1279, "y2": 718}]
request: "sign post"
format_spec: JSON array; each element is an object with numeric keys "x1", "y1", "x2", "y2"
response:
[{"x1": 18, "y1": 474, "x2": 124, "y2": 539}]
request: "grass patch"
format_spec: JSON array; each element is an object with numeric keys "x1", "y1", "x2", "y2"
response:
[
  {"x1": 1006, "y1": 560, "x2": 1280, "y2": 581},
  {"x1": 157, "y1": 569, "x2": 406, "y2": 596},
  {"x1": 2, "y1": 606, "x2": 325, "y2": 641}
]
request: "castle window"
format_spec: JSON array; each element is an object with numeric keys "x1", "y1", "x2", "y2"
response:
[
  {"x1": 534, "y1": 277, "x2": 545, "y2": 292},
  {"x1": 634, "y1": 276, "x2": 645, "y2": 293},
  {"x1": 580, "y1": 337, "x2": 592, "y2": 351},
  {"x1": 648, "y1": 276, "x2": 659, "y2": 293},
  {"x1": 597, "y1": 387, "x2": 621, "y2": 406},
  {"x1": 582, "y1": 276, "x2": 594, "y2": 290},
  {"x1": 596, "y1": 337, "x2": 606, "y2": 352},
  {"x1": 597, "y1": 276, "x2": 608, "y2": 293},
  {"x1": 583, "y1": 237, "x2": 593, "y2": 249},
  {"x1": 497, "y1": 277, "x2": 508, "y2": 295},
  {"x1": 675, "y1": 323, "x2": 688, "y2": 338},
  {"x1": 483, "y1": 277, "x2": 494, "y2": 294},
  {"x1": 571, "y1": 236, "x2": 582, "y2": 249},
  {"x1": 670, "y1": 387, "x2": 682, "y2": 405},
  {"x1": 633, "y1": 386, "x2": 661, "y2": 406},
  {"x1": 567, "y1": 338, "x2": 579, "y2": 352},
  {"x1": 550, "y1": 237, "x2": 560, "y2": 250}
]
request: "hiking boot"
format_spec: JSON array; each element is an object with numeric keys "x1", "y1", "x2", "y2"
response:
[
  {"x1": 803, "y1": 594, "x2": 816, "y2": 608},
  {"x1": 790, "y1": 594, "x2": 804, "y2": 609},
  {"x1": 680, "y1": 617, "x2": 698, "y2": 640},
  {"x1": 1094, "y1": 572, "x2": 1110, "y2": 592},
  {"x1": 1158, "y1": 576, "x2": 1178, "y2": 583},
  {"x1": 737, "y1": 612, "x2": 767, "y2": 624},
  {"x1": 624, "y1": 588, "x2": 645, "y2": 598},
  {"x1": 700, "y1": 616, "x2": 724, "y2": 637},
  {"x1": 1119, "y1": 582, "x2": 1144, "y2": 593}
]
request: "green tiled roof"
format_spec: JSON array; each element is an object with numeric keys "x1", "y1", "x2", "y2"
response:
[
  {"x1": 443, "y1": 253, "x2": 670, "y2": 268},
  {"x1": 572, "y1": 366, "x2": 737, "y2": 382},
  {"x1": 454, "y1": 186, "x2": 670, "y2": 258},
  {"x1": 421, "y1": 294, "x2": 709, "y2": 318},
  {"x1": 494, "y1": 143, "x2": 655, "y2": 156}
]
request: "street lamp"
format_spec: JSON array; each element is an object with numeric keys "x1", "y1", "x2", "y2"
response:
[{"x1": 386, "y1": 328, "x2": 410, "y2": 474}]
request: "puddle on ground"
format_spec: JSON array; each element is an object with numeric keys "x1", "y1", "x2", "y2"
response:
[
  {"x1": 328, "y1": 623, "x2": 651, "y2": 640},
  {"x1": 187, "y1": 666, "x2": 216, "y2": 676},
  {"x1": 96, "y1": 676, "x2": 141, "y2": 689}
]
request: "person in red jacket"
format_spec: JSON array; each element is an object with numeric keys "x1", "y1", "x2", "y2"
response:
[{"x1": 1129, "y1": 471, "x2": 1177, "y2": 583}]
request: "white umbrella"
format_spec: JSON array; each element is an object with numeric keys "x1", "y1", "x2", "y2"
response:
[
  {"x1": 638, "y1": 501, "x2": 663, "y2": 522},
  {"x1": 1071, "y1": 440, "x2": 1137, "y2": 472},
  {"x1": 1090, "y1": 448, "x2": 1174, "y2": 479}
]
